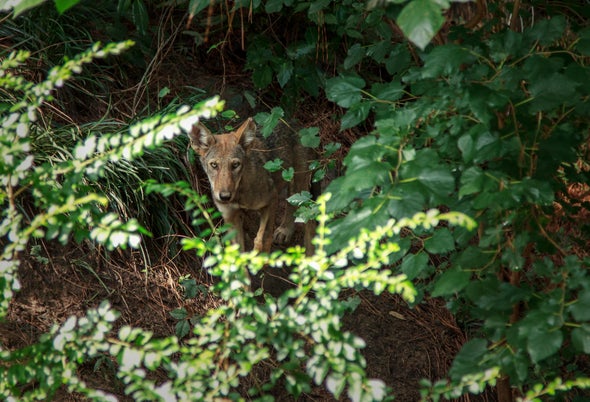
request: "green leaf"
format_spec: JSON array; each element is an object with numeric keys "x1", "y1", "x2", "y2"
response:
[
  {"x1": 326, "y1": 74, "x2": 366, "y2": 108},
  {"x1": 55, "y1": 0, "x2": 79, "y2": 13},
  {"x1": 569, "y1": 289, "x2": 590, "y2": 322},
  {"x1": 326, "y1": 373, "x2": 346, "y2": 397},
  {"x1": 340, "y1": 101, "x2": 371, "y2": 129},
  {"x1": 371, "y1": 82, "x2": 404, "y2": 102},
  {"x1": 308, "y1": 0, "x2": 329, "y2": 14},
  {"x1": 252, "y1": 65, "x2": 273, "y2": 88},
  {"x1": 527, "y1": 329, "x2": 563, "y2": 363},
  {"x1": 265, "y1": 0, "x2": 284, "y2": 13},
  {"x1": 299, "y1": 127, "x2": 320, "y2": 148},
  {"x1": 255, "y1": 107, "x2": 284, "y2": 138},
  {"x1": 397, "y1": 0, "x2": 446, "y2": 50},
  {"x1": 425, "y1": 228, "x2": 455, "y2": 254},
  {"x1": 180, "y1": 278, "x2": 198, "y2": 299},
  {"x1": 287, "y1": 191, "x2": 312, "y2": 206},
  {"x1": 524, "y1": 15, "x2": 566, "y2": 46},
  {"x1": 277, "y1": 60, "x2": 293, "y2": 87},
  {"x1": 459, "y1": 166, "x2": 486, "y2": 197},
  {"x1": 282, "y1": 167, "x2": 294, "y2": 181},
  {"x1": 400, "y1": 154, "x2": 454, "y2": 200},
  {"x1": 572, "y1": 325, "x2": 590, "y2": 353},
  {"x1": 344, "y1": 44, "x2": 365, "y2": 70},
  {"x1": 449, "y1": 338, "x2": 489, "y2": 380},
  {"x1": 175, "y1": 320, "x2": 191, "y2": 338},
  {"x1": 431, "y1": 266, "x2": 470, "y2": 297},
  {"x1": 421, "y1": 43, "x2": 477, "y2": 78},
  {"x1": 1, "y1": 0, "x2": 46, "y2": 16},
  {"x1": 170, "y1": 308, "x2": 188, "y2": 320},
  {"x1": 528, "y1": 73, "x2": 579, "y2": 112},
  {"x1": 387, "y1": 185, "x2": 425, "y2": 218},
  {"x1": 401, "y1": 252, "x2": 429, "y2": 280},
  {"x1": 264, "y1": 158, "x2": 283, "y2": 172}
]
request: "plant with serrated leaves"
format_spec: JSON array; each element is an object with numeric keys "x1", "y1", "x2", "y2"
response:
[
  {"x1": 0, "y1": 42, "x2": 224, "y2": 399},
  {"x1": 324, "y1": 12, "x2": 590, "y2": 401},
  {"x1": 107, "y1": 191, "x2": 475, "y2": 401}
]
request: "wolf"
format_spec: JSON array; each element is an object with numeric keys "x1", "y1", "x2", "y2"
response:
[{"x1": 189, "y1": 117, "x2": 318, "y2": 254}]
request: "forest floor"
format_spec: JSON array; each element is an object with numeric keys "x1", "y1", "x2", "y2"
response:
[{"x1": 0, "y1": 49, "x2": 504, "y2": 402}]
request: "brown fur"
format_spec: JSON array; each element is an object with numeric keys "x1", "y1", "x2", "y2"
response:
[{"x1": 189, "y1": 118, "x2": 316, "y2": 254}]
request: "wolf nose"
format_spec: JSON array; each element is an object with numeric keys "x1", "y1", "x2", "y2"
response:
[{"x1": 219, "y1": 192, "x2": 232, "y2": 202}]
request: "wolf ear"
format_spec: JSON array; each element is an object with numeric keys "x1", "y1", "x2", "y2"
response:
[
  {"x1": 235, "y1": 118, "x2": 257, "y2": 148},
  {"x1": 189, "y1": 123, "x2": 215, "y2": 154}
]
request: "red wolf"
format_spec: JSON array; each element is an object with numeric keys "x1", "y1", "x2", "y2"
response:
[{"x1": 189, "y1": 118, "x2": 318, "y2": 254}]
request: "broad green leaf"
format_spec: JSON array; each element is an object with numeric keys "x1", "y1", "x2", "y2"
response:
[
  {"x1": 569, "y1": 289, "x2": 590, "y2": 322},
  {"x1": 277, "y1": 60, "x2": 293, "y2": 87},
  {"x1": 367, "y1": 40, "x2": 392, "y2": 63},
  {"x1": 528, "y1": 73, "x2": 578, "y2": 113},
  {"x1": 287, "y1": 191, "x2": 312, "y2": 206},
  {"x1": 397, "y1": 0, "x2": 446, "y2": 50},
  {"x1": 425, "y1": 228, "x2": 455, "y2": 254},
  {"x1": 308, "y1": 0, "x2": 329, "y2": 14},
  {"x1": 572, "y1": 325, "x2": 590, "y2": 353},
  {"x1": 527, "y1": 329, "x2": 563, "y2": 363},
  {"x1": 421, "y1": 43, "x2": 476, "y2": 78},
  {"x1": 255, "y1": 107, "x2": 284, "y2": 138},
  {"x1": 264, "y1": 158, "x2": 283, "y2": 172},
  {"x1": 175, "y1": 320, "x2": 191, "y2": 338},
  {"x1": 327, "y1": 202, "x2": 389, "y2": 253},
  {"x1": 299, "y1": 127, "x2": 321, "y2": 148},
  {"x1": 282, "y1": 167, "x2": 294, "y2": 181},
  {"x1": 400, "y1": 156, "x2": 454, "y2": 200},
  {"x1": 340, "y1": 101, "x2": 371, "y2": 129},
  {"x1": 449, "y1": 338, "x2": 489, "y2": 380},
  {"x1": 55, "y1": 0, "x2": 79, "y2": 13},
  {"x1": 431, "y1": 266, "x2": 470, "y2": 297},
  {"x1": 344, "y1": 43, "x2": 365, "y2": 70},
  {"x1": 1, "y1": 0, "x2": 46, "y2": 16},
  {"x1": 326, "y1": 373, "x2": 346, "y2": 398},
  {"x1": 524, "y1": 15, "x2": 566, "y2": 46},
  {"x1": 252, "y1": 65, "x2": 273, "y2": 88},
  {"x1": 371, "y1": 82, "x2": 404, "y2": 102},
  {"x1": 265, "y1": 0, "x2": 284, "y2": 13},
  {"x1": 387, "y1": 185, "x2": 425, "y2": 218},
  {"x1": 401, "y1": 252, "x2": 429, "y2": 280},
  {"x1": 170, "y1": 308, "x2": 188, "y2": 320},
  {"x1": 459, "y1": 166, "x2": 486, "y2": 197},
  {"x1": 385, "y1": 44, "x2": 412, "y2": 75},
  {"x1": 325, "y1": 74, "x2": 366, "y2": 108}
]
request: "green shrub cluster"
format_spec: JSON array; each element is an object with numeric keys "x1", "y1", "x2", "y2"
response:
[{"x1": 1, "y1": 0, "x2": 590, "y2": 401}]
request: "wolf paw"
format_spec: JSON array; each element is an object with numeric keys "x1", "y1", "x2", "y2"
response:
[{"x1": 273, "y1": 225, "x2": 294, "y2": 245}]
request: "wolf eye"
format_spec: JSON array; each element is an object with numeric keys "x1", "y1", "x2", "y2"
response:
[
  {"x1": 231, "y1": 161, "x2": 241, "y2": 169},
  {"x1": 209, "y1": 161, "x2": 218, "y2": 169}
]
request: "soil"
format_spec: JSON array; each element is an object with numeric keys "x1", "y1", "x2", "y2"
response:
[{"x1": 2, "y1": 221, "x2": 496, "y2": 401}]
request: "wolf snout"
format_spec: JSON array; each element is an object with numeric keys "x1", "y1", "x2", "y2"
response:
[{"x1": 218, "y1": 191, "x2": 233, "y2": 202}]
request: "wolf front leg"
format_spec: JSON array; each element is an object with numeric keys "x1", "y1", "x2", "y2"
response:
[
  {"x1": 254, "y1": 192, "x2": 277, "y2": 253},
  {"x1": 216, "y1": 203, "x2": 246, "y2": 250}
]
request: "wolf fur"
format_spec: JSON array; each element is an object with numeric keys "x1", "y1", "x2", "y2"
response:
[{"x1": 189, "y1": 118, "x2": 317, "y2": 254}]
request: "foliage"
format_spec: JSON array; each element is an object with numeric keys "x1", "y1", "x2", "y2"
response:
[
  {"x1": 187, "y1": 0, "x2": 590, "y2": 399},
  {"x1": 0, "y1": 45, "x2": 475, "y2": 400},
  {"x1": 0, "y1": 26, "x2": 472, "y2": 402},
  {"x1": 2, "y1": 0, "x2": 590, "y2": 401},
  {"x1": 323, "y1": 12, "x2": 590, "y2": 402}
]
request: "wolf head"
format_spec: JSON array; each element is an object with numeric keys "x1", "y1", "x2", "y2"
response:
[{"x1": 189, "y1": 118, "x2": 257, "y2": 204}]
